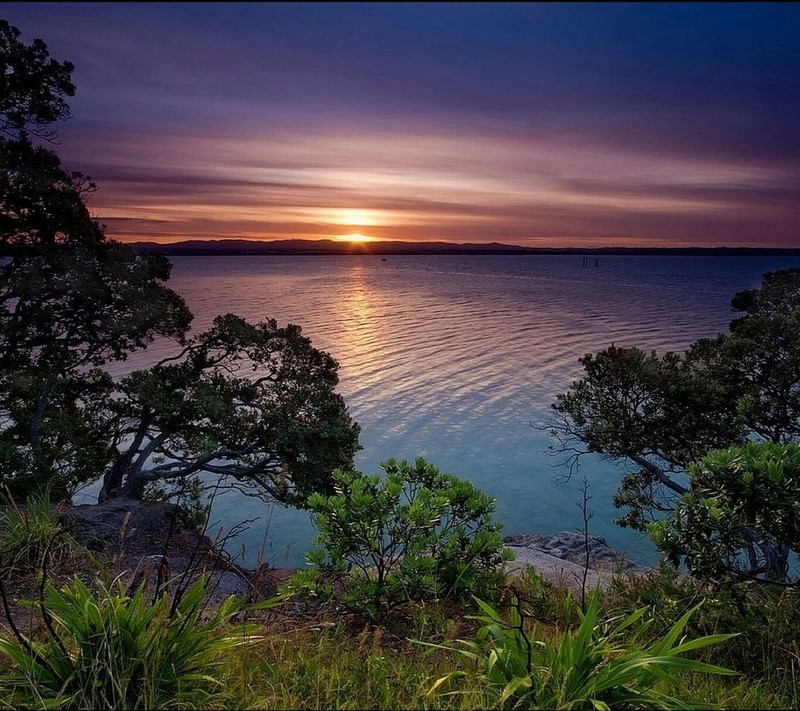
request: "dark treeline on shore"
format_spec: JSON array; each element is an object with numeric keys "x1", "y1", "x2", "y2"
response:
[{"x1": 123, "y1": 238, "x2": 800, "y2": 257}]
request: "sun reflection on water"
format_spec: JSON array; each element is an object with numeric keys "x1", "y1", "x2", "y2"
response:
[{"x1": 340, "y1": 263, "x2": 379, "y2": 379}]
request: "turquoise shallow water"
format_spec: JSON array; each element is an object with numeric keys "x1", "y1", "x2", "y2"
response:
[{"x1": 94, "y1": 254, "x2": 800, "y2": 568}]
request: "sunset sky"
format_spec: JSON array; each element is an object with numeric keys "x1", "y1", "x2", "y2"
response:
[{"x1": 4, "y1": 2, "x2": 800, "y2": 247}]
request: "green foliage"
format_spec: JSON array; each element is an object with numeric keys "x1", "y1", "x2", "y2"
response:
[
  {"x1": 0, "y1": 20, "x2": 193, "y2": 499},
  {"x1": 0, "y1": 574, "x2": 259, "y2": 710},
  {"x1": 102, "y1": 313, "x2": 360, "y2": 504},
  {"x1": 705, "y1": 268, "x2": 800, "y2": 444},
  {"x1": 648, "y1": 442, "x2": 800, "y2": 585},
  {"x1": 0, "y1": 246, "x2": 193, "y2": 501},
  {"x1": 0, "y1": 491, "x2": 78, "y2": 576},
  {"x1": 552, "y1": 344, "x2": 745, "y2": 531},
  {"x1": 220, "y1": 619, "x2": 489, "y2": 710},
  {"x1": 291, "y1": 458, "x2": 512, "y2": 618},
  {"x1": 0, "y1": 19, "x2": 359, "y2": 505},
  {"x1": 423, "y1": 592, "x2": 737, "y2": 710},
  {"x1": 0, "y1": 367, "x2": 113, "y2": 500},
  {"x1": 197, "y1": 573, "x2": 794, "y2": 710},
  {"x1": 606, "y1": 565, "x2": 800, "y2": 705},
  {"x1": 554, "y1": 346, "x2": 742, "y2": 471},
  {"x1": 551, "y1": 268, "x2": 800, "y2": 580}
]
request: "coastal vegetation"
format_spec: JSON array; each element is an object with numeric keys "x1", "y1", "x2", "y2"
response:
[
  {"x1": 2, "y1": 18, "x2": 800, "y2": 710},
  {"x1": 289, "y1": 458, "x2": 512, "y2": 618},
  {"x1": 0, "y1": 19, "x2": 359, "y2": 507},
  {"x1": 1, "y1": 499, "x2": 793, "y2": 710},
  {"x1": 550, "y1": 267, "x2": 800, "y2": 583},
  {"x1": 650, "y1": 442, "x2": 800, "y2": 585}
]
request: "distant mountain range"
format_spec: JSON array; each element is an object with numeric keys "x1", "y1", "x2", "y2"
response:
[{"x1": 128, "y1": 238, "x2": 800, "y2": 257}]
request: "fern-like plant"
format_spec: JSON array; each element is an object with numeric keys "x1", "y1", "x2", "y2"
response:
[
  {"x1": 421, "y1": 591, "x2": 737, "y2": 710},
  {"x1": 0, "y1": 574, "x2": 263, "y2": 709}
]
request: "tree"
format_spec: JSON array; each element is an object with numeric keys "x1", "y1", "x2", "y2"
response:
[
  {"x1": 549, "y1": 345, "x2": 745, "y2": 530},
  {"x1": 0, "y1": 239, "x2": 194, "y2": 497},
  {"x1": 550, "y1": 268, "x2": 800, "y2": 580},
  {"x1": 695, "y1": 268, "x2": 800, "y2": 444},
  {"x1": 100, "y1": 314, "x2": 359, "y2": 506},
  {"x1": 0, "y1": 137, "x2": 102, "y2": 248},
  {"x1": 0, "y1": 19, "x2": 360, "y2": 505},
  {"x1": 0, "y1": 20, "x2": 192, "y2": 497},
  {"x1": 0, "y1": 19, "x2": 75, "y2": 141},
  {"x1": 650, "y1": 443, "x2": 800, "y2": 586}
]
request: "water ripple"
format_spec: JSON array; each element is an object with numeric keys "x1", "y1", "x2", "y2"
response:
[{"x1": 109, "y1": 255, "x2": 800, "y2": 568}]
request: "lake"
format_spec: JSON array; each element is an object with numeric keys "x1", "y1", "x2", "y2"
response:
[{"x1": 100, "y1": 254, "x2": 800, "y2": 568}]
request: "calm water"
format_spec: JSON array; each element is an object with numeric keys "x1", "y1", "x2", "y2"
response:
[{"x1": 101, "y1": 255, "x2": 800, "y2": 568}]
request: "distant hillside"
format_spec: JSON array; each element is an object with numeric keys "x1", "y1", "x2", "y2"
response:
[
  {"x1": 128, "y1": 238, "x2": 535, "y2": 256},
  {"x1": 127, "y1": 238, "x2": 800, "y2": 257}
]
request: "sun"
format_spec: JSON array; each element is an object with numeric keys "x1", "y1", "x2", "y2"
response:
[{"x1": 338, "y1": 233, "x2": 375, "y2": 243}]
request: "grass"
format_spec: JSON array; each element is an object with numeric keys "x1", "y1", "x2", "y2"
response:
[
  {"x1": 199, "y1": 593, "x2": 788, "y2": 710},
  {"x1": 418, "y1": 592, "x2": 739, "y2": 710},
  {"x1": 219, "y1": 626, "x2": 488, "y2": 710},
  {"x1": 605, "y1": 563, "x2": 800, "y2": 705},
  {"x1": 0, "y1": 513, "x2": 798, "y2": 709},
  {"x1": 0, "y1": 491, "x2": 80, "y2": 577}
]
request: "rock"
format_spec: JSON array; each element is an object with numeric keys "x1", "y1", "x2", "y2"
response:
[
  {"x1": 67, "y1": 497, "x2": 183, "y2": 549},
  {"x1": 503, "y1": 531, "x2": 651, "y2": 593},
  {"x1": 65, "y1": 498, "x2": 258, "y2": 605}
]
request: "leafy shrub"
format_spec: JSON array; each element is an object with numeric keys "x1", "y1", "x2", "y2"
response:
[
  {"x1": 290, "y1": 458, "x2": 512, "y2": 618},
  {"x1": 0, "y1": 575, "x2": 259, "y2": 709},
  {"x1": 423, "y1": 591, "x2": 737, "y2": 710},
  {"x1": 648, "y1": 442, "x2": 800, "y2": 585}
]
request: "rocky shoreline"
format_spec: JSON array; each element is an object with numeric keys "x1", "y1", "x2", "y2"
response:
[
  {"x1": 65, "y1": 498, "x2": 258, "y2": 605},
  {"x1": 503, "y1": 531, "x2": 652, "y2": 593},
  {"x1": 62, "y1": 500, "x2": 651, "y2": 603}
]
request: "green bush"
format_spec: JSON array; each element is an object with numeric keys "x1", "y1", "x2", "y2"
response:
[
  {"x1": 423, "y1": 591, "x2": 737, "y2": 710},
  {"x1": 0, "y1": 574, "x2": 259, "y2": 709},
  {"x1": 290, "y1": 458, "x2": 512, "y2": 618},
  {"x1": 648, "y1": 442, "x2": 800, "y2": 585}
]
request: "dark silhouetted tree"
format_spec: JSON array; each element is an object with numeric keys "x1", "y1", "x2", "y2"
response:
[
  {"x1": 0, "y1": 20, "x2": 360, "y2": 505},
  {"x1": 550, "y1": 268, "x2": 800, "y2": 581},
  {"x1": 100, "y1": 314, "x2": 359, "y2": 506}
]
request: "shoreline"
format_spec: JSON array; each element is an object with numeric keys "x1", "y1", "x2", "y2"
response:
[
  {"x1": 119, "y1": 238, "x2": 800, "y2": 258},
  {"x1": 65, "y1": 500, "x2": 651, "y2": 601},
  {"x1": 503, "y1": 531, "x2": 652, "y2": 593}
]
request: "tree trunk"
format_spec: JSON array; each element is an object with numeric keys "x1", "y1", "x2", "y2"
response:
[{"x1": 98, "y1": 452, "x2": 134, "y2": 502}]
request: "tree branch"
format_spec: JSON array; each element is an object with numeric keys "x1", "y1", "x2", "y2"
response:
[{"x1": 629, "y1": 454, "x2": 689, "y2": 496}]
